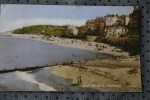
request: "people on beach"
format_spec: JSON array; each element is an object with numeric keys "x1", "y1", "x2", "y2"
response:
[
  {"x1": 77, "y1": 76, "x2": 82, "y2": 85},
  {"x1": 112, "y1": 54, "x2": 117, "y2": 60},
  {"x1": 60, "y1": 84, "x2": 64, "y2": 92}
]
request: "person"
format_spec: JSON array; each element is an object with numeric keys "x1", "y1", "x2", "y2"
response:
[
  {"x1": 79, "y1": 76, "x2": 82, "y2": 85},
  {"x1": 77, "y1": 76, "x2": 80, "y2": 85},
  {"x1": 77, "y1": 76, "x2": 82, "y2": 85},
  {"x1": 60, "y1": 84, "x2": 64, "y2": 92}
]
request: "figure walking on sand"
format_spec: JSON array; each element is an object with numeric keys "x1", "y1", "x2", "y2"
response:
[
  {"x1": 60, "y1": 84, "x2": 64, "y2": 92},
  {"x1": 77, "y1": 76, "x2": 82, "y2": 85}
]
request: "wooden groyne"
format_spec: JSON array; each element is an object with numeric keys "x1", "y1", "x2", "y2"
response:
[
  {"x1": 0, "y1": 62, "x2": 78, "y2": 74},
  {"x1": 0, "y1": 65, "x2": 50, "y2": 74},
  {"x1": 0, "y1": 57, "x2": 111, "y2": 74}
]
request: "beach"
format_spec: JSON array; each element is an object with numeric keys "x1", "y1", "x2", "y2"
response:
[
  {"x1": 52, "y1": 59, "x2": 141, "y2": 92},
  {"x1": 6, "y1": 32, "x2": 137, "y2": 57},
  {"x1": 6, "y1": 32, "x2": 141, "y2": 92}
]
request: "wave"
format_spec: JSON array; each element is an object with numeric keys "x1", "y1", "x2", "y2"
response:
[{"x1": 14, "y1": 71, "x2": 56, "y2": 91}]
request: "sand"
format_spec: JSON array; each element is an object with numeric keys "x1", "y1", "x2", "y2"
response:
[
  {"x1": 52, "y1": 59, "x2": 141, "y2": 92},
  {"x1": 7, "y1": 32, "x2": 142, "y2": 92}
]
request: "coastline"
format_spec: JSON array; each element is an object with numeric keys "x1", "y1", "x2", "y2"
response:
[
  {"x1": 6, "y1": 32, "x2": 133, "y2": 57},
  {"x1": 6, "y1": 32, "x2": 141, "y2": 92}
]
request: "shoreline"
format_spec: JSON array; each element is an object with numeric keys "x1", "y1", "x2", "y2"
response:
[
  {"x1": 6, "y1": 32, "x2": 140, "y2": 59},
  {"x1": 5, "y1": 32, "x2": 141, "y2": 92}
]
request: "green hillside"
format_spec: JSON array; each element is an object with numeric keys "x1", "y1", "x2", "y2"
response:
[{"x1": 13, "y1": 25, "x2": 68, "y2": 36}]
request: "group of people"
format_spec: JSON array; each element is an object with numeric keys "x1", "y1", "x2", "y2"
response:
[{"x1": 60, "y1": 76, "x2": 82, "y2": 92}]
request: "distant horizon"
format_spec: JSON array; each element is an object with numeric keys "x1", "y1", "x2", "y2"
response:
[{"x1": 0, "y1": 5, "x2": 135, "y2": 32}]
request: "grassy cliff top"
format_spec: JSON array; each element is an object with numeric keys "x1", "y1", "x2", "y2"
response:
[{"x1": 13, "y1": 25, "x2": 68, "y2": 36}]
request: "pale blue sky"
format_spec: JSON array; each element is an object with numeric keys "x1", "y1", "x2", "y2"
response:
[{"x1": 0, "y1": 4, "x2": 134, "y2": 32}]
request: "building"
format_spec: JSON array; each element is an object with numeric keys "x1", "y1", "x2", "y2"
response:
[
  {"x1": 68, "y1": 25, "x2": 78, "y2": 35},
  {"x1": 128, "y1": 6, "x2": 139, "y2": 28},
  {"x1": 105, "y1": 26, "x2": 128, "y2": 38},
  {"x1": 105, "y1": 14, "x2": 117, "y2": 26},
  {"x1": 85, "y1": 20, "x2": 97, "y2": 30},
  {"x1": 85, "y1": 13, "x2": 130, "y2": 36},
  {"x1": 116, "y1": 15, "x2": 129, "y2": 26},
  {"x1": 86, "y1": 17, "x2": 106, "y2": 35},
  {"x1": 105, "y1": 14, "x2": 129, "y2": 26},
  {"x1": 95, "y1": 17, "x2": 106, "y2": 33}
]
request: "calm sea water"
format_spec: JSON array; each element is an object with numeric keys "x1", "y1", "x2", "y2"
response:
[
  {"x1": 0, "y1": 34, "x2": 110, "y2": 70},
  {"x1": 0, "y1": 33, "x2": 111, "y2": 91}
]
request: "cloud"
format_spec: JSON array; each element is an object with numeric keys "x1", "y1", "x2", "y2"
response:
[
  {"x1": 0, "y1": 18, "x2": 86, "y2": 32},
  {"x1": 0, "y1": 5, "x2": 134, "y2": 33}
]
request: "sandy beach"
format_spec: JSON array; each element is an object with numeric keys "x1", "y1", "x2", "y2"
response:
[
  {"x1": 7, "y1": 32, "x2": 141, "y2": 92},
  {"x1": 52, "y1": 59, "x2": 141, "y2": 92}
]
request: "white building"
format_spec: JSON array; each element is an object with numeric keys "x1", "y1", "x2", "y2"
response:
[
  {"x1": 68, "y1": 26, "x2": 78, "y2": 35},
  {"x1": 105, "y1": 14, "x2": 117, "y2": 26},
  {"x1": 125, "y1": 16, "x2": 130, "y2": 25},
  {"x1": 105, "y1": 14, "x2": 130, "y2": 26},
  {"x1": 105, "y1": 26, "x2": 128, "y2": 38}
]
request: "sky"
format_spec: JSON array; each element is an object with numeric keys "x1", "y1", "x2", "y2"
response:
[{"x1": 0, "y1": 4, "x2": 134, "y2": 32}]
